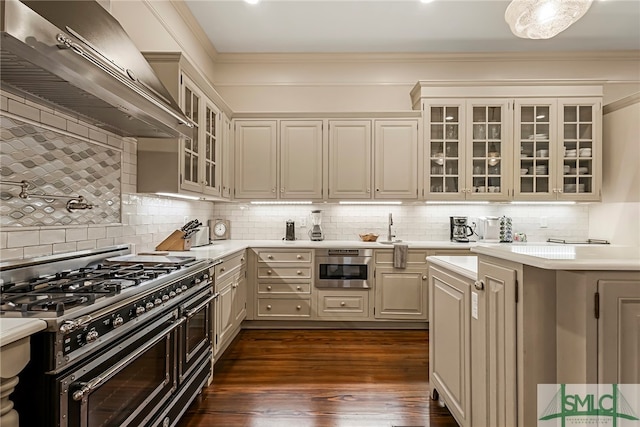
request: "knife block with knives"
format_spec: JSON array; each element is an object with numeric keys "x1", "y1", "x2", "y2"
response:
[{"x1": 155, "y1": 219, "x2": 202, "y2": 251}]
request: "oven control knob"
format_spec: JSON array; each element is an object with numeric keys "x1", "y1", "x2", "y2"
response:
[
  {"x1": 145, "y1": 302, "x2": 154, "y2": 311},
  {"x1": 181, "y1": 284, "x2": 188, "y2": 291},
  {"x1": 113, "y1": 316, "x2": 124, "y2": 328},
  {"x1": 154, "y1": 298, "x2": 163, "y2": 306},
  {"x1": 194, "y1": 278, "x2": 201, "y2": 284},
  {"x1": 176, "y1": 287, "x2": 183, "y2": 294},
  {"x1": 169, "y1": 291, "x2": 176, "y2": 298},
  {"x1": 85, "y1": 330, "x2": 99, "y2": 343},
  {"x1": 162, "y1": 295, "x2": 170, "y2": 302},
  {"x1": 136, "y1": 306, "x2": 146, "y2": 316}
]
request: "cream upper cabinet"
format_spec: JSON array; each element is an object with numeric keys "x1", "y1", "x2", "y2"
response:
[
  {"x1": 423, "y1": 99, "x2": 511, "y2": 201},
  {"x1": 234, "y1": 120, "x2": 278, "y2": 199},
  {"x1": 465, "y1": 99, "x2": 511, "y2": 201},
  {"x1": 137, "y1": 53, "x2": 230, "y2": 200},
  {"x1": 280, "y1": 120, "x2": 323, "y2": 199},
  {"x1": 513, "y1": 98, "x2": 601, "y2": 201},
  {"x1": 221, "y1": 113, "x2": 233, "y2": 199},
  {"x1": 557, "y1": 98, "x2": 602, "y2": 201},
  {"x1": 373, "y1": 120, "x2": 419, "y2": 199},
  {"x1": 234, "y1": 120, "x2": 323, "y2": 200},
  {"x1": 328, "y1": 120, "x2": 372, "y2": 199}
]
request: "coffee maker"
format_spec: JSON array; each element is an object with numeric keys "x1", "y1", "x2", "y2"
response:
[{"x1": 450, "y1": 216, "x2": 474, "y2": 243}]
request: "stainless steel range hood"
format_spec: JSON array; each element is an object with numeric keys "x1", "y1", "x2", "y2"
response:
[{"x1": 0, "y1": 0, "x2": 193, "y2": 138}]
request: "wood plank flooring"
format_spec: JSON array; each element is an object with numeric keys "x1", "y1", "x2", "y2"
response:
[{"x1": 178, "y1": 329, "x2": 459, "y2": 427}]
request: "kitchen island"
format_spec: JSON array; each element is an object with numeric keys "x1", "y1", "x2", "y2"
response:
[{"x1": 427, "y1": 244, "x2": 640, "y2": 427}]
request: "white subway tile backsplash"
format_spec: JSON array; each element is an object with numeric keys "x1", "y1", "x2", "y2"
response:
[
  {"x1": 40, "y1": 229, "x2": 66, "y2": 245},
  {"x1": 24, "y1": 245, "x2": 53, "y2": 259},
  {"x1": 77, "y1": 240, "x2": 98, "y2": 251},
  {"x1": 88, "y1": 128, "x2": 108, "y2": 144},
  {"x1": 7, "y1": 99, "x2": 39, "y2": 122},
  {"x1": 1, "y1": 94, "x2": 7, "y2": 111},
  {"x1": 53, "y1": 242, "x2": 77, "y2": 254},
  {"x1": 96, "y1": 238, "x2": 115, "y2": 248},
  {"x1": 0, "y1": 247, "x2": 24, "y2": 261},
  {"x1": 106, "y1": 226, "x2": 123, "y2": 238},
  {"x1": 66, "y1": 228, "x2": 88, "y2": 242},
  {"x1": 66, "y1": 121, "x2": 89, "y2": 138},
  {"x1": 40, "y1": 111, "x2": 67, "y2": 130},
  {"x1": 7, "y1": 230, "x2": 39, "y2": 247},
  {"x1": 87, "y1": 227, "x2": 107, "y2": 240},
  {"x1": 0, "y1": 232, "x2": 7, "y2": 249}
]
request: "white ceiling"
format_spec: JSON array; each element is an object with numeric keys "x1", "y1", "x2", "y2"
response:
[{"x1": 184, "y1": 0, "x2": 640, "y2": 54}]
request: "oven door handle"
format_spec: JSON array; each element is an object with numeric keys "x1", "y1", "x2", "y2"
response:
[
  {"x1": 185, "y1": 293, "x2": 217, "y2": 319},
  {"x1": 71, "y1": 317, "x2": 185, "y2": 402}
]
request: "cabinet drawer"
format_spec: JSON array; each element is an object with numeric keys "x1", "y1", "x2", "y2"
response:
[
  {"x1": 257, "y1": 298, "x2": 311, "y2": 317},
  {"x1": 375, "y1": 250, "x2": 428, "y2": 265},
  {"x1": 258, "y1": 282, "x2": 311, "y2": 294},
  {"x1": 257, "y1": 250, "x2": 312, "y2": 263},
  {"x1": 257, "y1": 266, "x2": 311, "y2": 279},
  {"x1": 317, "y1": 290, "x2": 370, "y2": 318},
  {"x1": 215, "y1": 251, "x2": 246, "y2": 282}
]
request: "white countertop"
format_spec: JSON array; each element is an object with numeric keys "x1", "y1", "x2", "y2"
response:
[
  {"x1": 0, "y1": 318, "x2": 47, "y2": 347},
  {"x1": 472, "y1": 244, "x2": 640, "y2": 271},
  {"x1": 427, "y1": 255, "x2": 478, "y2": 281},
  {"x1": 186, "y1": 239, "x2": 477, "y2": 260}
]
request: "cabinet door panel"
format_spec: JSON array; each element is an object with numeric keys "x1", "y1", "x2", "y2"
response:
[
  {"x1": 328, "y1": 120, "x2": 371, "y2": 199},
  {"x1": 374, "y1": 120, "x2": 418, "y2": 199},
  {"x1": 180, "y1": 76, "x2": 202, "y2": 193},
  {"x1": 216, "y1": 281, "x2": 234, "y2": 352},
  {"x1": 599, "y1": 279, "x2": 640, "y2": 384},
  {"x1": 375, "y1": 267, "x2": 427, "y2": 320},
  {"x1": 280, "y1": 120, "x2": 323, "y2": 199},
  {"x1": 234, "y1": 121, "x2": 277, "y2": 199},
  {"x1": 429, "y1": 267, "x2": 470, "y2": 427}
]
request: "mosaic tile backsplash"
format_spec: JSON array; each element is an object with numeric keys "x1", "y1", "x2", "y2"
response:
[{"x1": 0, "y1": 115, "x2": 121, "y2": 226}]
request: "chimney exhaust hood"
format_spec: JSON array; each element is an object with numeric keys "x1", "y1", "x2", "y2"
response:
[{"x1": 0, "y1": 0, "x2": 193, "y2": 139}]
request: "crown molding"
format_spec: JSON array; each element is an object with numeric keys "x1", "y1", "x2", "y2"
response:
[
  {"x1": 603, "y1": 92, "x2": 640, "y2": 115},
  {"x1": 169, "y1": 0, "x2": 219, "y2": 62},
  {"x1": 213, "y1": 50, "x2": 640, "y2": 64}
]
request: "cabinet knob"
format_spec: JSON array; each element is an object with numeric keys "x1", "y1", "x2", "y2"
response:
[
  {"x1": 474, "y1": 280, "x2": 485, "y2": 291},
  {"x1": 340, "y1": 301, "x2": 346, "y2": 307},
  {"x1": 272, "y1": 188, "x2": 276, "y2": 193},
  {"x1": 268, "y1": 255, "x2": 273, "y2": 259},
  {"x1": 241, "y1": 257, "x2": 245, "y2": 262},
  {"x1": 296, "y1": 286, "x2": 302, "y2": 291},
  {"x1": 422, "y1": 275, "x2": 427, "y2": 280},
  {"x1": 296, "y1": 254, "x2": 302, "y2": 259},
  {"x1": 296, "y1": 305, "x2": 301, "y2": 310},
  {"x1": 297, "y1": 270, "x2": 302, "y2": 275},
  {"x1": 266, "y1": 305, "x2": 272, "y2": 310},
  {"x1": 267, "y1": 286, "x2": 272, "y2": 291},
  {"x1": 220, "y1": 267, "x2": 225, "y2": 272},
  {"x1": 267, "y1": 270, "x2": 272, "y2": 275},
  {"x1": 281, "y1": 188, "x2": 285, "y2": 193},
  {"x1": 367, "y1": 188, "x2": 371, "y2": 193}
]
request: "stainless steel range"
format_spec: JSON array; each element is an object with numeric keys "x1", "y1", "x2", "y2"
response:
[{"x1": 0, "y1": 245, "x2": 218, "y2": 427}]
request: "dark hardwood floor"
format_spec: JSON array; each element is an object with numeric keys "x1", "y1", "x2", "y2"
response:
[{"x1": 178, "y1": 329, "x2": 459, "y2": 427}]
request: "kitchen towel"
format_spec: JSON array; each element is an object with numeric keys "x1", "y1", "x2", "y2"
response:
[{"x1": 393, "y1": 243, "x2": 408, "y2": 269}]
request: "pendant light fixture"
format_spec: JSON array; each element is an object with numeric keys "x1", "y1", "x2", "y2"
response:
[{"x1": 505, "y1": 0, "x2": 594, "y2": 39}]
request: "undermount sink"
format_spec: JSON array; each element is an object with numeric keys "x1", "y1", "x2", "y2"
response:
[{"x1": 378, "y1": 240, "x2": 403, "y2": 245}]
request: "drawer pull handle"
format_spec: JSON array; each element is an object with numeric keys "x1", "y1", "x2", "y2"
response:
[
  {"x1": 266, "y1": 305, "x2": 272, "y2": 310},
  {"x1": 296, "y1": 286, "x2": 302, "y2": 291},
  {"x1": 296, "y1": 305, "x2": 301, "y2": 310},
  {"x1": 340, "y1": 301, "x2": 346, "y2": 307},
  {"x1": 296, "y1": 254, "x2": 302, "y2": 259},
  {"x1": 297, "y1": 270, "x2": 302, "y2": 275},
  {"x1": 267, "y1": 286, "x2": 272, "y2": 291},
  {"x1": 422, "y1": 275, "x2": 427, "y2": 280},
  {"x1": 268, "y1": 255, "x2": 273, "y2": 259},
  {"x1": 241, "y1": 257, "x2": 245, "y2": 262},
  {"x1": 474, "y1": 280, "x2": 485, "y2": 291},
  {"x1": 267, "y1": 270, "x2": 272, "y2": 275},
  {"x1": 220, "y1": 267, "x2": 225, "y2": 272}
]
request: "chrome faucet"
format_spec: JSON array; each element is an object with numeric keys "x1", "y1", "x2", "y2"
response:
[{"x1": 387, "y1": 213, "x2": 396, "y2": 242}]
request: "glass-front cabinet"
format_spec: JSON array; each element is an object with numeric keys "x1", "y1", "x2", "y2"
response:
[
  {"x1": 425, "y1": 101, "x2": 464, "y2": 198},
  {"x1": 514, "y1": 98, "x2": 600, "y2": 201},
  {"x1": 180, "y1": 74, "x2": 221, "y2": 197},
  {"x1": 424, "y1": 99, "x2": 510, "y2": 200},
  {"x1": 558, "y1": 99, "x2": 600, "y2": 201}
]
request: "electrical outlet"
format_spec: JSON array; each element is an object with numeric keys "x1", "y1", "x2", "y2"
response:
[
  {"x1": 299, "y1": 216, "x2": 307, "y2": 227},
  {"x1": 540, "y1": 216, "x2": 548, "y2": 228}
]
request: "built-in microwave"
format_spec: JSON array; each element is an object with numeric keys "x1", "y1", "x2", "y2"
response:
[{"x1": 314, "y1": 249, "x2": 373, "y2": 289}]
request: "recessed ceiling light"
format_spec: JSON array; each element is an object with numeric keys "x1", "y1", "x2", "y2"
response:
[
  {"x1": 420, "y1": 0, "x2": 435, "y2": 3},
  {"x1": 244, "y1": 0, "x2": 260, "y2": 4}
]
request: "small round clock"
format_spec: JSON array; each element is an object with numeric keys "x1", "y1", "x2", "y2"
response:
[{"x1": 212, "y1": 219, "x2": 230, "y2": 240}]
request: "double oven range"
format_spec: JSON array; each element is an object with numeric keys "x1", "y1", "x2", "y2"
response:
[{"x1": 0, "y1": 245, "x2": 218, "y2": 427}]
